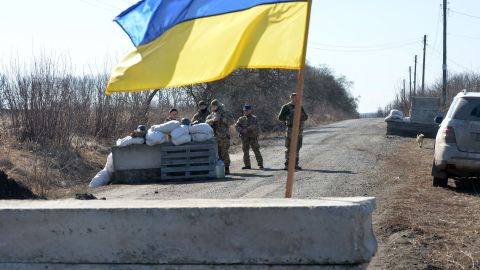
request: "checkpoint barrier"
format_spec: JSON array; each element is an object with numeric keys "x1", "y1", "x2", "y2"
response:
[{"x1": 0, "y1": 198, "x2": 377, "y2": 269}]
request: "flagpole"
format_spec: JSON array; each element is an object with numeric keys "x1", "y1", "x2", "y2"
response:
[{"x1": 285, "y1": 0, "x2": 312, "y2": 198}]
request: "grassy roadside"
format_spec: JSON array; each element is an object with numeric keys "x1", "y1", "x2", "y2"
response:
[{"x1": 371, "y1": 137, "x2": 480, "y2": 269}]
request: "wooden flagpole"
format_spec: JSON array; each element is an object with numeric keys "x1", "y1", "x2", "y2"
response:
[{"x1": 285, "y1": 0, "x2": 312, "y2": 198}]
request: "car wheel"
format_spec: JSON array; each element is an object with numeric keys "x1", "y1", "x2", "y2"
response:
[{"x1": 433, "y1": 176, "x2": 448, "y2": 187}]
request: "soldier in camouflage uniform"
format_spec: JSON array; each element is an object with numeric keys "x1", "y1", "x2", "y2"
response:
[
  {"x1": 235, "y1": 105, "x2": 263, "y2": 170},
  {"x1": 192, "y1": 100, "x2": 210, "y2": 124},
  {"x1": 206, "y1": 99, "x2": 234, "y2": 174},
  {"x1": 164, "y1": 108, "x2": 178, "y2": 123},
  {"x1": 278, "y1": 93, "x2": 308, "y2": 170}
]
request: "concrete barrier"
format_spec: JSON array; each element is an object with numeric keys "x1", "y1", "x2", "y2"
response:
[
  {"x1": 410, "y1": 96, "x2": 440, "y2": 124},
  {"x1": 112, "y1": 144, "x2": 163, "y2": 171},
  {"x1": 0, "y1": 198, "x2": 376, "y2": 269}
]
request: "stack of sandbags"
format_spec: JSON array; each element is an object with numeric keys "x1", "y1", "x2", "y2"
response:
[
  {"x1": 189, "y1": 123, "x2": 214, "y2": 142},
  {"x1": 145, "y1": 129, "x2": 167, "y2": 146},
  {"x1": 384, "y1": 110, "x2": 405, "y2": 123},
  {"x1": 116, "y1": 136, "x2": 145, "y2": 146},
  {"x1": 171, "y1": 125, "x2": 191, "y2": 145},
  {"x1": 150, "y1": 120, "x2": 181, "y2": 133},
  {"x1": 89, "y1": 153, "x2": 114, "y2": 188},
  {"x1": 147, "y1": 120, "x2": 181, "y2": 145}
]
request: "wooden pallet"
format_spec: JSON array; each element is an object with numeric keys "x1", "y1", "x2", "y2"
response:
[{"x1": 160, "y1": 140, "x2": 218, "y2": 180}]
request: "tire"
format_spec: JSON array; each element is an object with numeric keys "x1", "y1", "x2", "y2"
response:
[{"x1": 433, "y1": 176, "x2": 448, "y2": 187}]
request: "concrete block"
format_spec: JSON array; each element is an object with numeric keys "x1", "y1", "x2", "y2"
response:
[
  {"x1": 0, "y1": 198, "x2": 376, "y2": 267},
  {"x1": 0, "y1": 263, "x2": 368, "y2": 270},
  {"x1": 411, "y1": 96, "x2": 440, "y2": 110},
  {"x1": 410, "y1": 109, "x2": 439, "y2": 124},
  {"x1": 112, "y1": 144, "x2": 163, "y2": 170}
]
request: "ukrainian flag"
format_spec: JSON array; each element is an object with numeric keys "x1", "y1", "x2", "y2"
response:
[{"x1": 106, "y1": 0, "x2": 309, "y2": 95}]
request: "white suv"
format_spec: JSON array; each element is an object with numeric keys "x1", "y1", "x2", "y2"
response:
[{"x1": 432, "y1": 90, "x2": 480, "y2": 187}]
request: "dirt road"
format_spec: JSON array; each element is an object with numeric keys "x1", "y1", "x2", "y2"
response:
[
  {"x1": 92, "y1": 118, "x2": 480, "y2": 268},
  {"x1": 94, "y1": 118, "x2": 391, "y2": 200}
]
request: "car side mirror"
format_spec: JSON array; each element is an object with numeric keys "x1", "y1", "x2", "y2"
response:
[{"x1": 434, "y1": 116, "x2": 444, "y2": 124}]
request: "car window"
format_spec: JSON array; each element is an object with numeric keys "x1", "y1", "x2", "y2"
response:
[
  {"x1": 471, "y1": 105, "x2": 480, "y2": 118},
  {"x1": 446, "y1": 98, "x2": 459, "y2": 119},
  {"x1": 452, "y1": 97, "x2": 480, "y2": 121}
]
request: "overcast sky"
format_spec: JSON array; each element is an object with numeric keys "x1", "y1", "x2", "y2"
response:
[{"x1": 1, "y1": 0, "x2": 479, "y2": 112}]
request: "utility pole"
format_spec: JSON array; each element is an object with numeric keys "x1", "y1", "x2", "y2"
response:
[
  {"x1": 442, "y1": 0, "x2": 448, "y2": 106},
  {"x1": 413, "y1": 55, "x2": 417, "y2": 96},
  {"x1": 409, "y1": 66, "x2": 412, "y2": 102},
  {"x1": 422, "y1": 35, "x2": 427, "y2": 94},
  {"x1": 403, "y1": 79, "x2": 406, "y2": 102}
]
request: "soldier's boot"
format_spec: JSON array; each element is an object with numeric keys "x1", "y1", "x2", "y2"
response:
[
  {"x1": 284, "y1": 156, "x2": 300, "y2": 170},
  {"x1": 242, "y1": 157, "x2": 251, "y2": 169},
  {"x1": 252, "y1": 145, "x2": 263, "y2": 169},
  {"x1": 225, "y1": 167, "x2": 230, "y2": 175},
  {"x1": 242, "y1": 141, "x2": 251, "y2": 170}
]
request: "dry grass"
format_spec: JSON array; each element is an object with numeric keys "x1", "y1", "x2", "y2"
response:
[
  {"x1": 0, "y1": 136, "x2": 108, "y2": 199},
  {"x1": 374, "y1": 137, "x2": 480, "y2": 269}
]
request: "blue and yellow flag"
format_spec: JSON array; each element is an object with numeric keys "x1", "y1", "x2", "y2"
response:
[{"x1": 106, "y1": 0, "x2": 309, "y2": 95}]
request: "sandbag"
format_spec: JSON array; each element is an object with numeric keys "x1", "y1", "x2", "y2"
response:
[
  {"x1": 171, "y1": 125, "x2": 190, "y2": 138},
  {"x1": 189, "y1": 123, "x2": 214, "y2": 134},
  {"x1": 146, "y1": 129, "x2": 166, "y2": 146},
  {"x1": 89, "y1": 169, "x2": 110, "y2": 188},
  {"x1": 116, "y1": 136, "x2": 145, "y2": 147},
  {"x1": 151, "y1": 121, "x2": 181, "y2": 133},
  {"x1": 191, "y1": 133, "x2": 213, "y2": 142},
  {"x1": 384, "y1": 109, "x2": 406, "y2": 122},
  {"x1": 105, "y1": 153, "x2": 114, "y2": 174},
  {"x1": 89, "y1": 153, "x2": 114, "y2": 188},
  {"x1": 172, "y1": 134, "x2": 191, "y2": 145}
]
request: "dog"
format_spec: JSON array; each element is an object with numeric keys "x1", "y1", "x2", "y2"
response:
[{"x1": 416, "y1": 133, "x2": 425, "y2": 148}]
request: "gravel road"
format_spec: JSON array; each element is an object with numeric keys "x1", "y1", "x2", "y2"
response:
[{"x1": 94, "y1": 118, "x2": 392, "y2": 200}]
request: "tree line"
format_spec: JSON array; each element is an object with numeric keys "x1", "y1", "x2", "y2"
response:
[
  {"x1": 0, "y1": 57, "x2": 359, "y2": 151},
  {"x1": 382, "y1": 72, "x2": 480, "y2": 116}
]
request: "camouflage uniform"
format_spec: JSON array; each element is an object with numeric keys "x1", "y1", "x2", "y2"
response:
[
  {"x1": 206, "y1": 100, "x2": 234, "y2": 172},
  {"x1": 192, "y1": 109, "x2": 210, "y2": 124},
  {"x1": 235, "y1": 115, "x2": 263, "y2": 168},
  {"x1": 278, "y1": 102, "x2": 308, "y2": 167}
]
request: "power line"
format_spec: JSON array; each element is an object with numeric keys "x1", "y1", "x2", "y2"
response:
[
  {"x1": 309, "y1": 38, "x2": 419, "y2": 49},
  {"x1": 308, "y1": 40, "x2": 421, "y2": 53},
  {"x1": 449, "y1": 9, "x2": 480, "y2": 20},
  {"x1": 448, "y1": 33, "x2": 480, "y2": 40},
  {"x1": 428, "y1": 44, "x2": 474, "y2": 72}
]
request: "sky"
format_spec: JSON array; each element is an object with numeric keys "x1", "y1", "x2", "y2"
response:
[{"x1": 1, "y1": 0, "x2": 480, "y2": 113}]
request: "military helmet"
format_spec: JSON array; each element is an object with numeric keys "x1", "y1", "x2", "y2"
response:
[
  {"x1": 181, "y1": 118, "x2": 191, "y2": 126},
  {"x1": 136, "y1": 125, "x2": 146, "y2": 132},
  {"x1": 243, "y1": 104, "x2": 252, "y2": 111},
  {"x1": 198, "y1": 100, "x2": 207, "y2": 106},
  {"x1": 211, "y1": 99, "x2": 221, "y2": 107}
]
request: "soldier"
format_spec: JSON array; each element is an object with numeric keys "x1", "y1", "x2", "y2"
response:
[
  {"x1": 278, "y1": 93, "x2": 308, "y2": 170},
  {"x1": 192, "y1": 100, "x2": 210, "y2": 124},
  {"x1": 206, "y1": 99, "x2": 234, "y2": 174},
  {"x1": 165, "y1": 108, "x2": 178, "y2": 122},
  {"x1": 235, "y1": 104, "x2": 264, "y2": 170}
]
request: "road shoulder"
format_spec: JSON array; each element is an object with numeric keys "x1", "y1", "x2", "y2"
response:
[{"x1": 370, "y1": 136, "x2": 480, "y2": 269}]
